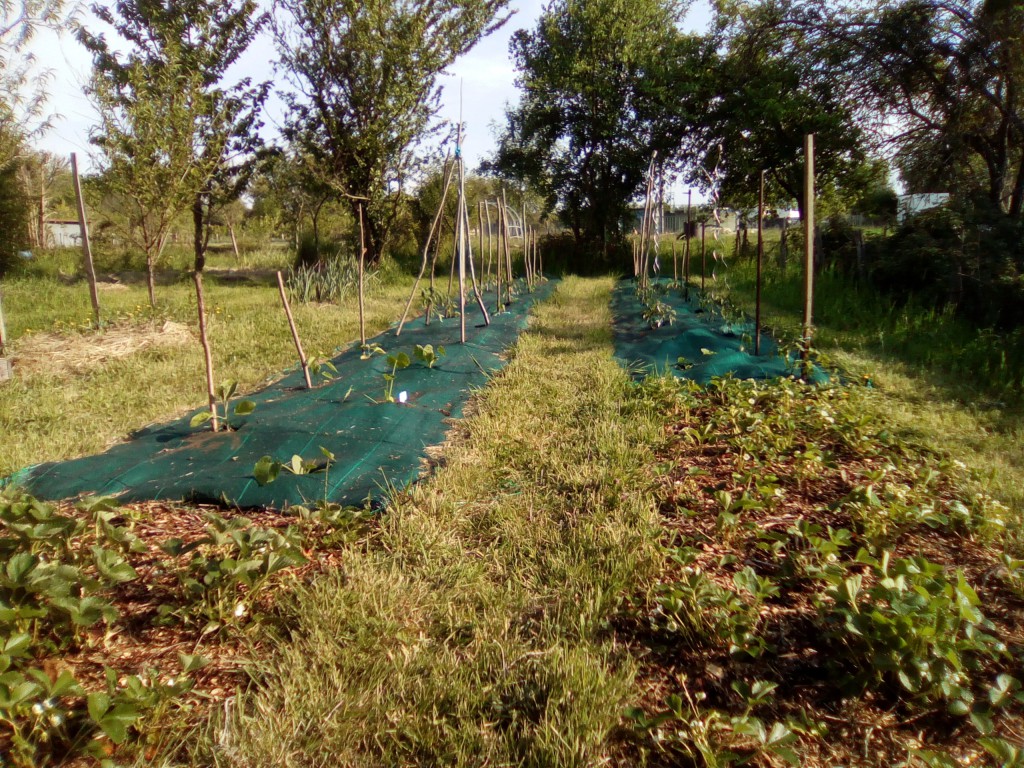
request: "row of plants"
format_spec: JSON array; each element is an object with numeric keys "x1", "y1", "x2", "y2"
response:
[
  {"x1": 0, "y1": 489, "x2": 367, "y2": 765},
  {"x1": 622, "y1": 375, "x2": 1024, "y2": 766}
]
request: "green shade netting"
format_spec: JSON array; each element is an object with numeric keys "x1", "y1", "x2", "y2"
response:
[
  {"x1": 7, "y1": 279, "x2": 558, "y2": 509},
  {"x1": 611, "y1": 279, "x2": 829, "y2": 384}
]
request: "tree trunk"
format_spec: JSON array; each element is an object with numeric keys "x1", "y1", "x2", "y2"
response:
[
  {"x1": 193, "y1": 195, "x2": 207, "y2": 273},
  {"x1": 146, "y1": 253, "x2": 156, "y2": 308}
]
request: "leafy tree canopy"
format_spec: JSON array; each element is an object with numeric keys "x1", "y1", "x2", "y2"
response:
[
  {"x1": 276, "y1": 0, "x2": 512, "y2": 265},
  {"x1": 490, "y1": 0, "x2": 705, "y2": 256}
]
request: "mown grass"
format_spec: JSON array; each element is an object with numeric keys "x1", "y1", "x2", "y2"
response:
[
  {"x1": 0, "y1": 250, "x2": 414, "y2": 477},
  {"x1": 171, "y1": 276, "x2": 670, "y2": 766},
  {"x1": 695, "y1": 244, "x2": 1024, "y2": 524}
]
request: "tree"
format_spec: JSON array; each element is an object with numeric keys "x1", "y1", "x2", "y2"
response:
[
  {"x1": 690, "y1": 1, "x2": 868, "y2": 220},
  {"x1": 1, "y1": 0, "x2": 68, "y2": 169},
  {"x1": 785, "y1": 0, "x2": 1024, "y2": 217},
  {"x1": 275, "y1": 0, "x2": 511, "y2": 265},
  {"x1": 81, "y1": 0, "x2": 268, "y2": 303},
  {"x1": 491, "y1": 0, "x2": 704, "y2": 256}
]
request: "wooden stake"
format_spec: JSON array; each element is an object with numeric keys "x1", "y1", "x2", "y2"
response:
[
  {"x1": 358, "y1": 203, "x2": 366, "y2": 347},
  {"x1": 457, "y1": 161, "x2": 467, "y2": 344},
  {"x1": 756, "y1": 169, "x2": 765, "y2": 356},
  {"x1": 193, "y1": 271, "x2": 219, "y2": 432},
  {"x1": 684, "y1": 189, "x2": 692, "y2": 299},
  {"x1": 277, "y1": 271, "x2": 313, "y2": 388},
  {"x1": 803, "y1": 134, "x2": 816, "y2": 366},
  {"x1": 701, "y1": 222, "x2": 706, "y2": 291},
  {"x1": 70, "y1": 153, "x2": 101, "y2": 328},
  {"x1": 228, "y1": 224, "x2": 241, "y2": 262},
  {"x1": 495, "y1": 202, "x2": 503, "y2": 312}
]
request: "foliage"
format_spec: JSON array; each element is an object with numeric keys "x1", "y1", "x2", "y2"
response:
[
  {"x1": 80, "y1": 0, "x2": 269, "y2": 300},
  {"x1": 0, "y1": 146, "x2": 29, "y2": 274},
  {"x1": 275, "y1": 0, "x2": 512, "y2": 264},
  {"x1": 641, "y1": 299, "x2": 676, "y2": 328},
  {"x1": 693, "y1": 1, "x2": 868, "y2": 217},
  {"x1": 768, "y1": 0, "x2": 1024, "y2": 217},
  {"x1": 286, "y1": 256, "x2": 374, "y2": 304},
  {"x1": 491, "y1": 0, "x2": 702, "y2": 259},
  {"x1": 189, "y1": 380, "x2": 256, "y2": 431},
  {"x1": 413, "y1": 343, "x2": 445, "y2": 368},
  {"x1": 158, "y1": 512, "x2": 306, "y2": 628}
]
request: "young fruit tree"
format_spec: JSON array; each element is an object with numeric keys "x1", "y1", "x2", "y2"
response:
[
  {"x1": 81, "y1": 0, "x2": 268, "y2": 430},
  {"x1": 274, "y1": 0, "x2": 512, "y2": 265}
]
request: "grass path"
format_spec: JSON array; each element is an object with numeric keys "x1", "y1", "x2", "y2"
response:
[{"x1": 193, "y1": 276, "x2": 668, "y2": 766}]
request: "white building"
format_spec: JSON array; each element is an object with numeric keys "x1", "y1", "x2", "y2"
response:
[
  {"x1": 897, "y1": 193, "x2": 950, "y2": 224},
  {"x1": 44, "y1": 220, "x2": 82, "y2": 248}
]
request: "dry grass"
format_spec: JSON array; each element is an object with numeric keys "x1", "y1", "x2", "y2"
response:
[{"x1": 10, "y1": 321, "x2": 192, "y2": 377}]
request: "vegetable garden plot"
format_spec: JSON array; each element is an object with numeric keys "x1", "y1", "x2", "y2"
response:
[
  {"x1": 611, "y1": 279, "x2": 829, "y2": 384},
  {"x1": 5, "y1": 279, "x2": 558, "y2": 509}
]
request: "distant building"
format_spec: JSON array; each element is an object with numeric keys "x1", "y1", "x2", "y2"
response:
[
  {"x1": 897, "y1": 193, "x2": 950, "y2": 224},
  {"x1": 44, "y1": 220, "x2": 81, "y2": 248}
]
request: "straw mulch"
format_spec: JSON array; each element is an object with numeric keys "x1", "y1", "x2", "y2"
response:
[{"x1": 10, "y1": 321, "x2": 193, "y2": 376}]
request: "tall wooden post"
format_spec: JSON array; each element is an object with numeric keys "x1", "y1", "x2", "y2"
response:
[
  {"x1": 684, "y1": 189, "x2": 692, "y2": 298},
  {"x1": 193, "y1": 271, "x2": 219, "y2": 432},
  {"x1": 0, "y1": 286, "x2": 10, "y2": 381},
  {"x1": 358, "y1": 204, "x2": 367, "y2": 347},
  {"x1": 277, "y1": 271, "x2": 313, "y2": 388},
  {"x1": 701, "y1": 222, "x2": 706, "y2": 292},
  {"x1": 755, "y1": 170, "x2": 765, "y2": 355},
  {"x1": 803, "y1": 135, "x2": 816, "y2": 367},
  {"x1": 70, "y1": 153, "x2": 101, "y2": 328},
  {"x1": 457, "y1": 158, "x2": 467, "y2": 344}
]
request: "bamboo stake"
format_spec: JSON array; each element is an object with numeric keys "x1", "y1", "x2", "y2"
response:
[
  {"x1": 756, "y1": 170, "x2": 765, "y2": 355},
  {"x1": 277, "y1": 271, "x2": 313, "y2": 388},
  {"x1": 495, "y1": 202, "x2": 503, "y2": 312},
  {"x1": 803, "y1": 134, "x2": 816, "y2": 369},
  {"x1": 193, "y1": 271, "x2": 219, "y2": 432},
  {"x1": 672, "y1": 239, "x2": 678, "y2": 285},
  {"x1": 397, "y1": 155, "x2": 455, "y2": 335},
  {"x1": 71, "y1": 153, "x2": 101, "y2": 328},
  {"x1": 358, "y1": 204, "x2": 366, "y2": 347}
]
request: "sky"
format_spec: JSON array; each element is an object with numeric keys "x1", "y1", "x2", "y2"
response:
[{"x1": 29, "y1": 0, "x2": 713, "y2": 200}]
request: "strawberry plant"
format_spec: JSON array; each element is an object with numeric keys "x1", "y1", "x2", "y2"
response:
[{"x1": 158, "y1": 513, "x2": 306, "y2": 629}]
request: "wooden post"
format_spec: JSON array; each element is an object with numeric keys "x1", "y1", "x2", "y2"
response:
[
  {"x1": 803, "y1": 134, "x2": 815, "y2": 367},
  {"x1": 357, "y1": 203, "x2": 367, "y2": 347},
  {"x1": 501, "y1": 189, "x2": 513, "y2": 292},
  {"x1": 755, "y1": 170, "x2": 765, "y2": 355},
  {"x1": 277, "y1": 271, "x2": 313, "y2": 388},
  {"x1": 457, "y1": 159, "x2": 467, "y2": 344},
  {"x1": 70, "y1": 153, "x2": 101, "y2": 328},
  {"x1": 0, "y1": 286, "x2": 9, "y2": 381},
  {"x1": 684, "y1": 189, "x2": 692, "y2": 298},
  {"x1": 228, "y1": 224, "x2": 241, "y2": 262},
  {"x1": 672, "y1": 239, "x2": 677, "y2": 285},
  {"x1": 491, "y1": 204, "x2": 499, "y2": 315},
  {"x1": 701, "y1": 222, "x2": 706, "y2": 292},
  {"x1": 478, "y1": 201, "x2": 485, "y2": 282},
  {"x1": 193, "y1": 271, "x2": 219, "y2": 432}
]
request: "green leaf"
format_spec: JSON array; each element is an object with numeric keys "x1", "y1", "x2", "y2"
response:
[
  {"x1": 233, "y1": 399, "x2": 256, "y2": 416},
  {"x1": 253, "y1": 456, "x2": 281, "y2": 486},
  {"x1": 190, "y1": 410, "x2": 213, "y2": 428},
  {"x1": 92, "y1": 547, "x2": 138, "y2": 584},
  {"x1": 178, "y1": 653, "x2": 211, "y2": 674}
]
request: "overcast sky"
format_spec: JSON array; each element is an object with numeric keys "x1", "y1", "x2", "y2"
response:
[{"x1": 30, "y1": 0, "x2": 712, "y2": 201}]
